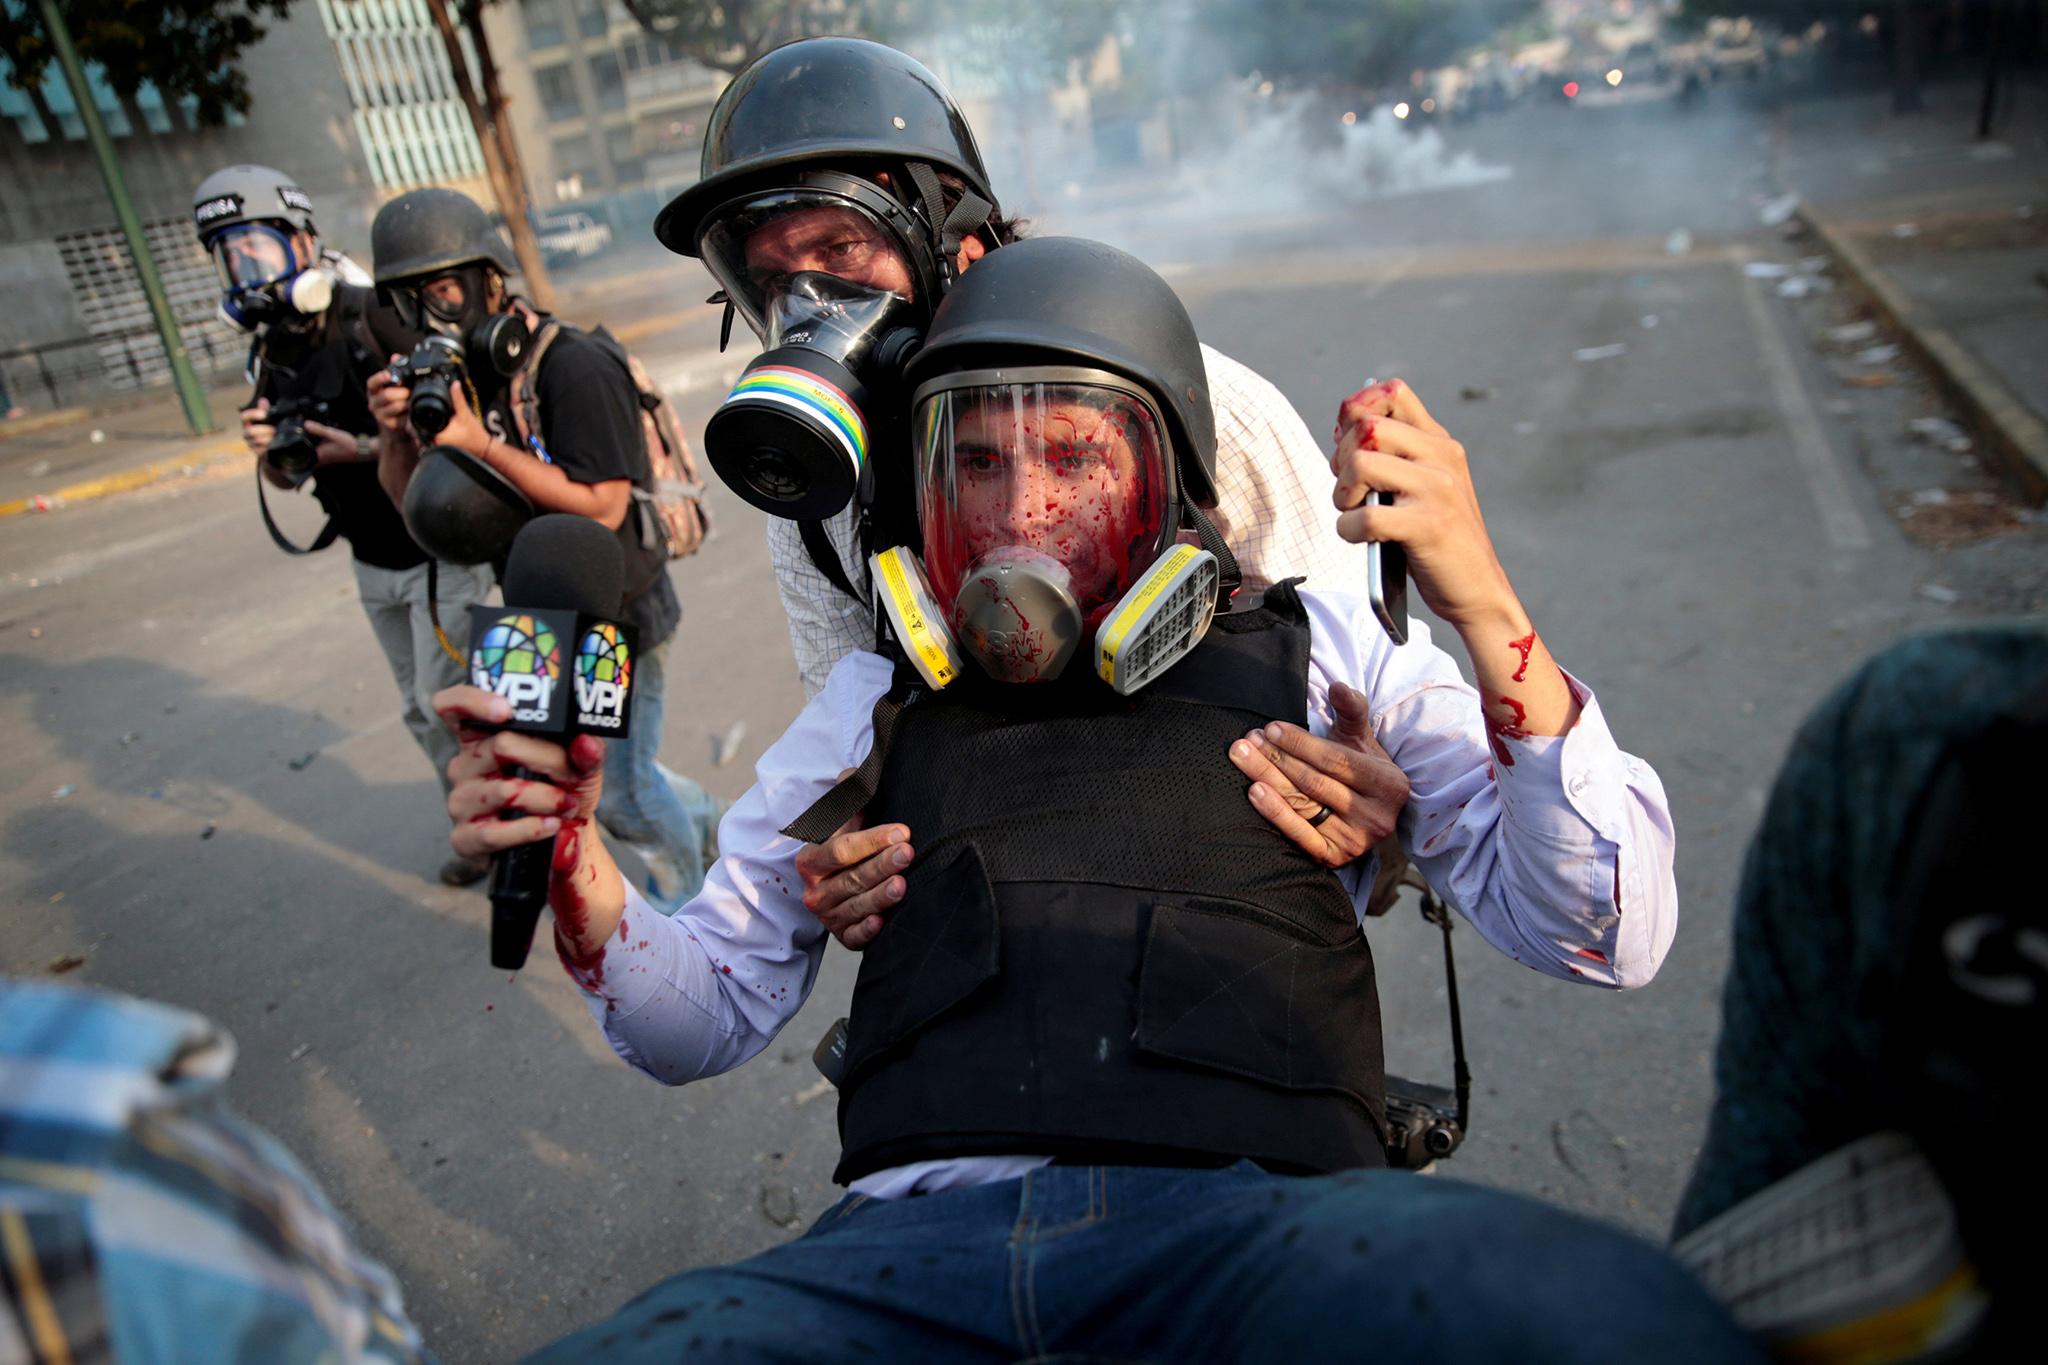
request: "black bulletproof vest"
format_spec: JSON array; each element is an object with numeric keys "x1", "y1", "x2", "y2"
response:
[{"x1": 835, "y1": 581, "x2": 1387, "y2": 1183}]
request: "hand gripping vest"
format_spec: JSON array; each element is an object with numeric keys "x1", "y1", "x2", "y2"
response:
[{"x1": 824, "y1": 581, "x2": 1389, "y2": 1182}]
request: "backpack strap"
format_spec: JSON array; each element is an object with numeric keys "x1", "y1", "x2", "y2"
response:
[
  {"x1": 799, "y1": 517, "x2": 862, "y2": 603},
  {"x1": 507, "y1": 315, "x2": 567, "y2": 460}
]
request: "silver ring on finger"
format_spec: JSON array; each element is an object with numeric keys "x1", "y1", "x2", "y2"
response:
[{"x1": 1307, "y1": 804, "x2": 1334, "y2": 828}]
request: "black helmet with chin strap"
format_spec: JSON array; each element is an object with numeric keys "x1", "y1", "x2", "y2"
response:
[
  {"x1": 904, "y1": 237, "x2": 1219, "y2": 511},
  {"x1": 655, "y1": 37, "x2": 999, "y2": 325},
  {"x1": 371, "y1": 187, "x2": 516, "y2": 286}
]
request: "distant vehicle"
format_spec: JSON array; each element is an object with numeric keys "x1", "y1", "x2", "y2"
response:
[
  {"x1": 536, "y1": 211, "x2": 613, "y2": 263},
  {"x1": 1563, "y1": 62, "x2": 1680, "y2": 109}
]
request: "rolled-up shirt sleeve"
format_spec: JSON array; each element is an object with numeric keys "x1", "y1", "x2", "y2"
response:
[
  {"x1": 1300, "y1": 588, "x2": 1678, "y2": 989},
  {"x1": 563, "y1": 651, "x2": 896, "y2": 1081}
]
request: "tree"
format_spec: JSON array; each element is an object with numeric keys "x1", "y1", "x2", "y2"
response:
[
  {"x1": 0, "y1": 0, "x2": 291, "y2": 126},
  {"x1": 423, "y1": 0, "x2": 555, "y2": 311},
  {"x1": 618, "y1": 0, "x2": 854, "y2": 74},
  {"x1": 1192, "y1": 0, "x2": 1540, "y2": 93},
  {"x1": 1678, "y1": 0, "x2": 1945, "y2": 114},
  {"x1": 618, "y1": 0, "x2": 1136, "y2": 84}
]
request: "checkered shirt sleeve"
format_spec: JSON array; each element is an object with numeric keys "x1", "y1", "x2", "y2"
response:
[{"x1": 768, "y1": 345, "x2": 1366, "y2": 697}]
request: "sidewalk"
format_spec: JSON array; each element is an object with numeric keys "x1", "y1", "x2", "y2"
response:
[
  {"x1": 0, "y1": 382, "x2": 250, "y2": 518},
  {"x1": 1774, "y1": 76, "x2": 2048, "y2": 499}
]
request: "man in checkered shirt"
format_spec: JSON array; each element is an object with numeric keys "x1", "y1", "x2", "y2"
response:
[{"x1": 657, "y1": 38, "x2": 1407, "y2": 931}]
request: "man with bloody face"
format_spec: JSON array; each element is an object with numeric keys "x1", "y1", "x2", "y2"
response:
[
  {"x1": 431, "y1": 238, "x2": 1742, "y2": 1362},
  {"x1": 655, "y1": 38, "x2": 1417, "y2": 942}
]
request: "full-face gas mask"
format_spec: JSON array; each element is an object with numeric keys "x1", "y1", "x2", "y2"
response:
[
  {"x1": 703, "y1": 269, "x2": 922, "y2": 520},
  {"x1": 384, "y1": 265, "x2": 530, "y2": 390},
  {"x1": 208, "y1": 222, "x2": 334, "y2": 332},
  {"x1": 873, "y1": 368, "x2": 1220, "y2": 695},
  {"x1": 695, "y1": 176, "x2": 944, "y2": 520}
]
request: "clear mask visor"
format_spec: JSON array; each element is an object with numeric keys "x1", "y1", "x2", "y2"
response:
[
  {"x1": 210, "y1": 223, "x2": 299, "y2": 292},
  {"x1": 700, "y1": 190, "x2": 918, "y2": 341},
  {"x1": 761, "y1": 270, "x2": 913, "y2": 362},
  {"x1": 915, "y1": 370, "x2": 1172, "y2": 623},
  {"x1": 385, "y1": 268, "x2": 482, "y2": 337}
]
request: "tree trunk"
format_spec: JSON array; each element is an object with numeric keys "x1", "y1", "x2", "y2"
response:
[
  {"x1": 1978, "y1": 0, "x2": 2007, "y2": 139},
  {"x1": 423, "y1": 0, "x2": 556, "y2": 311},
  {"x1": 462, "y1": 3, "x2": 555, "y2": 311}
]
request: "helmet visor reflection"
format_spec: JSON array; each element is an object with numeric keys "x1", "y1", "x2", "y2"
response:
[
  {"x1": 210, "y1": 224, "x2": 297, "y2": 291},
  {"x1": 915, "y1": 372, "x2": 1171, "y2": 621},
  {"x1": 699, "y1": 190, "x2": 914, "y2": 340}
]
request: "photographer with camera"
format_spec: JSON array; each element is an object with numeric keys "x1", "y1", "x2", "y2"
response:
[
  {"x1": 199, "y1": 165, "x2": 496, "y2": 887},
  {"x1": 365, "y1": 187, "x2": 721, "y2": 910}
]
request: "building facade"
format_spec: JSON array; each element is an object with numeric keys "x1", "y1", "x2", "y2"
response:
[{"x1": 486, "y1": 1, "x2": 724, "y2": 222}]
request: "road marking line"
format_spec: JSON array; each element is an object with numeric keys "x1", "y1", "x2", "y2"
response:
[{"x1": 1730, "y1": 251, "x2": 1872, "y2": 551}]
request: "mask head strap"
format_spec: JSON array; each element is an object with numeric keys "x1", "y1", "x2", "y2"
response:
[{"x1": 904, "y1": 161, "x2": 993, "y2": 286}]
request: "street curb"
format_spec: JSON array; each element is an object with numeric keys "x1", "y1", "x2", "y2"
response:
[
  {"x1": 1795, "y1": 203, "x2": 2048, "y2": 504},
  {"x1": 0, "y1": 406, "x2": 93, "y2": 443},
  {"x1": 0, "y1": 437, "x2": 246, "y2": 519}
]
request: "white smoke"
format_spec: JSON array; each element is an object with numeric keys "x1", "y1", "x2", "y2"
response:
[{"x1": 1024, "y1": 91, "x2": 1513, "y2": 260}]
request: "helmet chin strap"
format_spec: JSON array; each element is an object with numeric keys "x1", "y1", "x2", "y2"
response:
[{"x1": 904, "y1": 161, "x2": 993, "y2": 287}]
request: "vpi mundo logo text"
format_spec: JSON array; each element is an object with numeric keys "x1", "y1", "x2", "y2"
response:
[
  {"x1": 471, "y1": 614, "x2": 561, "y2": 722},
  {"x1": 574, "y1": 623, "x2": 632, "y2": 729}
]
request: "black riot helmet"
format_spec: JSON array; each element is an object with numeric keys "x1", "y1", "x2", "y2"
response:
[
  {"x1": 371, "y1": 187, "x2": 516, "y2": 288},
  {"x1": 401, "y1": 446, "x2": 534, "y2": 566},
  {"x1": 905, "y1": 237, "x2": 1218, "y2": 510},
  {"x1": 655, "y1": 38, "x2": 999, "y2": 334}
]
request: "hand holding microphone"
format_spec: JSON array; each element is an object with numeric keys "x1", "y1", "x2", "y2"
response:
[{"x1": 439, "y1": 514, "x2": 639, "y2": 969}]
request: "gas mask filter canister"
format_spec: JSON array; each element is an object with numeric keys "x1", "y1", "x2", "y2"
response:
[{"x1": 702, "y1": 273, "x2": 920, "y2": 521}]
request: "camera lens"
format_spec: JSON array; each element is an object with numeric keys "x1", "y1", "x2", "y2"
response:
[
  {"x1": 410, "y1": 375, "x2": 454, "y2": 437},
  {"x1": 1424, "y1": 1125, "x2": 1457, "y2": 1157},
  {"x1": 265, "y1": 419, "x2": 318, "y2": 481}
]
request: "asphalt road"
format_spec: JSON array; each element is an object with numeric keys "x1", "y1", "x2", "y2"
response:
[{"x1": 4, "y1": 93, "x2": 2043, "y2": 1360}]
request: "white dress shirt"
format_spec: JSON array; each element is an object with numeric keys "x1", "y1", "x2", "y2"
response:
[
  {"x1": 562, "y1": 589, "x2": 1679, "y2": 1198},
  {"x1": 768, "y1": 345, "x2": 1371, "y2": 696}
]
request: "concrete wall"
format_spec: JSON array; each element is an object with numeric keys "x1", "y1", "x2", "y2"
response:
[{"x1": 0, "y1": 9, "x2": 379, "y2": 347}]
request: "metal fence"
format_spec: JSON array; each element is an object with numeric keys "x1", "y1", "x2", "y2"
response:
[{"x1": 0, "y1": 321, "x2": 246, "y2": 413}]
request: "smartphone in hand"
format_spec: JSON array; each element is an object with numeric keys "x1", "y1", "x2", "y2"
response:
[{"x1": 1366, "y1": 490, "x2": 1408, "y2": 646}]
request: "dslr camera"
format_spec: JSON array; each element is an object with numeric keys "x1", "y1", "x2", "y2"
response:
[
  {"x1": 262, "y1": 395, "x2": 335, "y2": 484},
  {"x1": 1382, "y1": 1076, "x2": 1466, "y2": 1169},
  {"x1": 385, "y1": 334, "x2": 467, "y2": 438}
]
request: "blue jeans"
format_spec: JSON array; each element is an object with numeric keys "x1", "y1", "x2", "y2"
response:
[
  {"x1": 354, "y1": 559, "x2": 495, "y2": 796},
  {"x1": 595, "y1": 635, "x2": 724, "y2": 913},
  {"x1": 528, "y1": 1162, "x2": 1756, "y2": 1362}
]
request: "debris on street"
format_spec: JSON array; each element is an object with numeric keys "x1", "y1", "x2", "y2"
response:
[{"x1": 1908, "y1": 416, "x2": 1973, "y2": 453}]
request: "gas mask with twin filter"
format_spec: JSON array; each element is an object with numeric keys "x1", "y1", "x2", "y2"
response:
[
  {"x1": 872, "y1": 368, "x2": 1220, "y2": 696},
  {"x1": 696, "y1": 179, "x2": 943, "y2": 522},
  {"x1": 384, "y1": 264, "x2": 531, "y2": 398},
  {"x1": 208, "y1": 222, "x2": 334, "y2": 332}
]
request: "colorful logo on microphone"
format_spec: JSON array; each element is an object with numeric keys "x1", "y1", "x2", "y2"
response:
[
  {"x1": 472, "y1": 613, "x2": 560, "y2": 720},
  {"x1": 573, "y1": 622, "x2": 632, "y2": 729}
]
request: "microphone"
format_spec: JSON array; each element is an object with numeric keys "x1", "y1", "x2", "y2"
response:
[{"x1": 468, "y1": 514, "x2": 636, "y2": 969}]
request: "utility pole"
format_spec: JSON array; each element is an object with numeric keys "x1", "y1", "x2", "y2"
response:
[
  {"x1": 35, "y1": 0, "x2": 214, "y2": 435},
  {"x1": 1978, "y1": 0, "x2": 2008, "y2": 140},
  {"x1": 424, "y1": 0, "x2": 556, "y2": 311}
]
